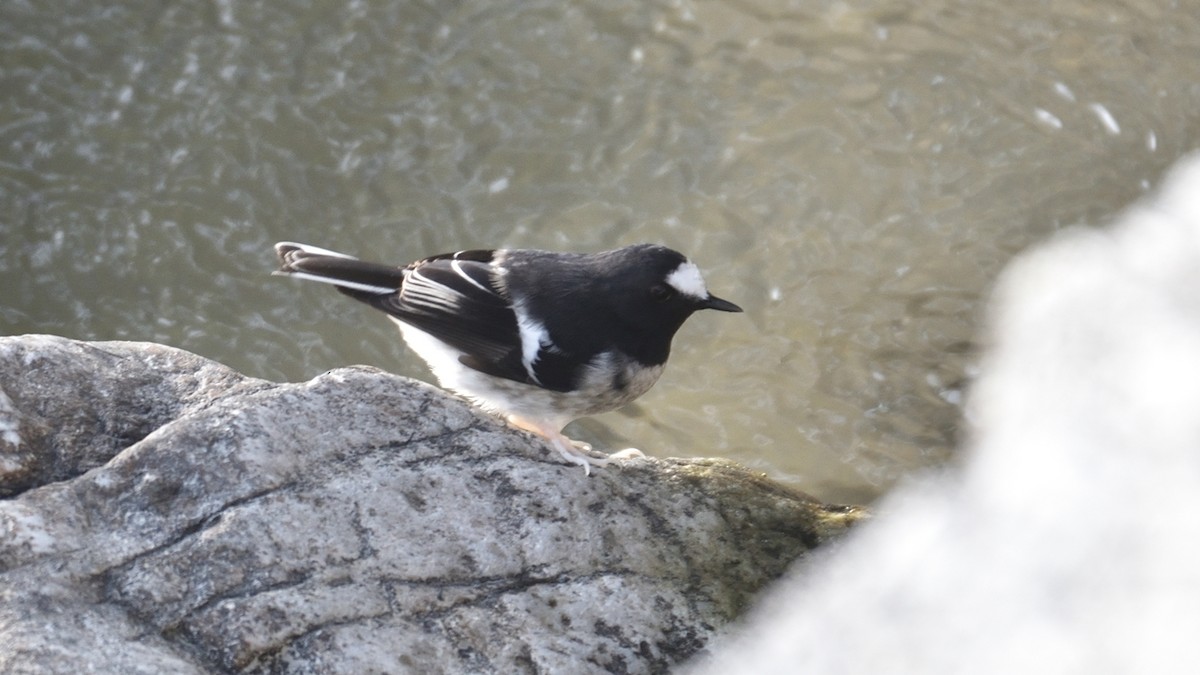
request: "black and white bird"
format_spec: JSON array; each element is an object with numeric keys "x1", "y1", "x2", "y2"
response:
[{"x1": 273, "y1": 241, "x2": 742, "y2": 473}]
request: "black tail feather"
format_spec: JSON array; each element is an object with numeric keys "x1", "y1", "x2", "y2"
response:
[{"x1": 275, "y1": 242, "x2": 405, "y2": 293}]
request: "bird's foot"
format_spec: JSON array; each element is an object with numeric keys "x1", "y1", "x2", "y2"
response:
[{"x1": 506, "y1": 416, "x2": 645, "y2": 475}]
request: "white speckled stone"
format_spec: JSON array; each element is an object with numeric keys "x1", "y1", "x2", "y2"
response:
[{"x1": 0, "y1": 336, "x2": 861, "y2": 674}]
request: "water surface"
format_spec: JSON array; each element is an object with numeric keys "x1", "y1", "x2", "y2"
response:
[{"x1": 3, "y1": 0, "x2": 1199, "y2": 503}]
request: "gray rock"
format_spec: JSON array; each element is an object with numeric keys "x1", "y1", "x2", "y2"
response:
[
  {"x1": 0, "y1": 335, "x2": 863, "y2": 674},
  {"x1": 0, "y1": 335, "x2": 265, "y2": 497}
]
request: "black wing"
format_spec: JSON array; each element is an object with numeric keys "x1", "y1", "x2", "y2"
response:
[
  {"x1": 340, "y1": 251, "x2": 538, "y2": 386},
  {"x1": 277, "y1": 244, "x2": 576, "y2": 391}
]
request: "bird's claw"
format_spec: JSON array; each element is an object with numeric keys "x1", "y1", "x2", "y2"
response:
[{"x1": 506, "y1": 415, "x2": 645, "y2": 475}]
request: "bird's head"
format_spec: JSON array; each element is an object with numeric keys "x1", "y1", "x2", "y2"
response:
[{"x1": 601, "y1": 244, "x2": 742, "y2": 342}]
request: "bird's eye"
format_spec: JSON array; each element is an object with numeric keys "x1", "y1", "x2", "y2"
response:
[{"x1": 650, "y1": 284, "x2": 674, "y2": 303}]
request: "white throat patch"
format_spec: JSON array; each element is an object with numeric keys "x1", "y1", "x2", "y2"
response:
[{"x1": 665, "y1": 261, "x2": 709, "y2": 300}]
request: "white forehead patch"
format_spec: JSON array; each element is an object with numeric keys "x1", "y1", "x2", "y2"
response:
[{"x1": 665, "y1": 261, "x2": 709, "y2": 300}]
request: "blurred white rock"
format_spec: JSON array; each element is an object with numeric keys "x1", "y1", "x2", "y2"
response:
[{"x1": 691, "y1": 153, "x2": 1200, "y2": 675}]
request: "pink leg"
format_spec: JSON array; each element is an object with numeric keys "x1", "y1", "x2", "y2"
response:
[{"x1": 505, "y1": 415, "x2": 645, "y2": 475}]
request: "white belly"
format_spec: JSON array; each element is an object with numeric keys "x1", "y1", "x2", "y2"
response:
[{"x1": 393, "y1": 320, "x2": 664, "y2": 430}]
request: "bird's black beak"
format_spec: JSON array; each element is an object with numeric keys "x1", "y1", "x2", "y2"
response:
[{"x1": 702, "y1": 294, "x2": 743, "y2": 312}]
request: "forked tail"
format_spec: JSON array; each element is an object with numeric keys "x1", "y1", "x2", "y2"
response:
[{"x1": 273, "y1": 242, "x2": 404, "y2": 295}]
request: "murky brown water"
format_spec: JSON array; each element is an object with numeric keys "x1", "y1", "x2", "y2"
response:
[{"x1": 3, "y1": 0, "x2": 1199, "y2": 503}]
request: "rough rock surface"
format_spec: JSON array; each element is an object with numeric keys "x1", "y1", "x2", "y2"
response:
[
  {"x1": 0, "y1": 336, "x2": 263, "y2": 497},
  {"x1": 0, "y1": 335, "x2": 863, "y2": 674}
]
